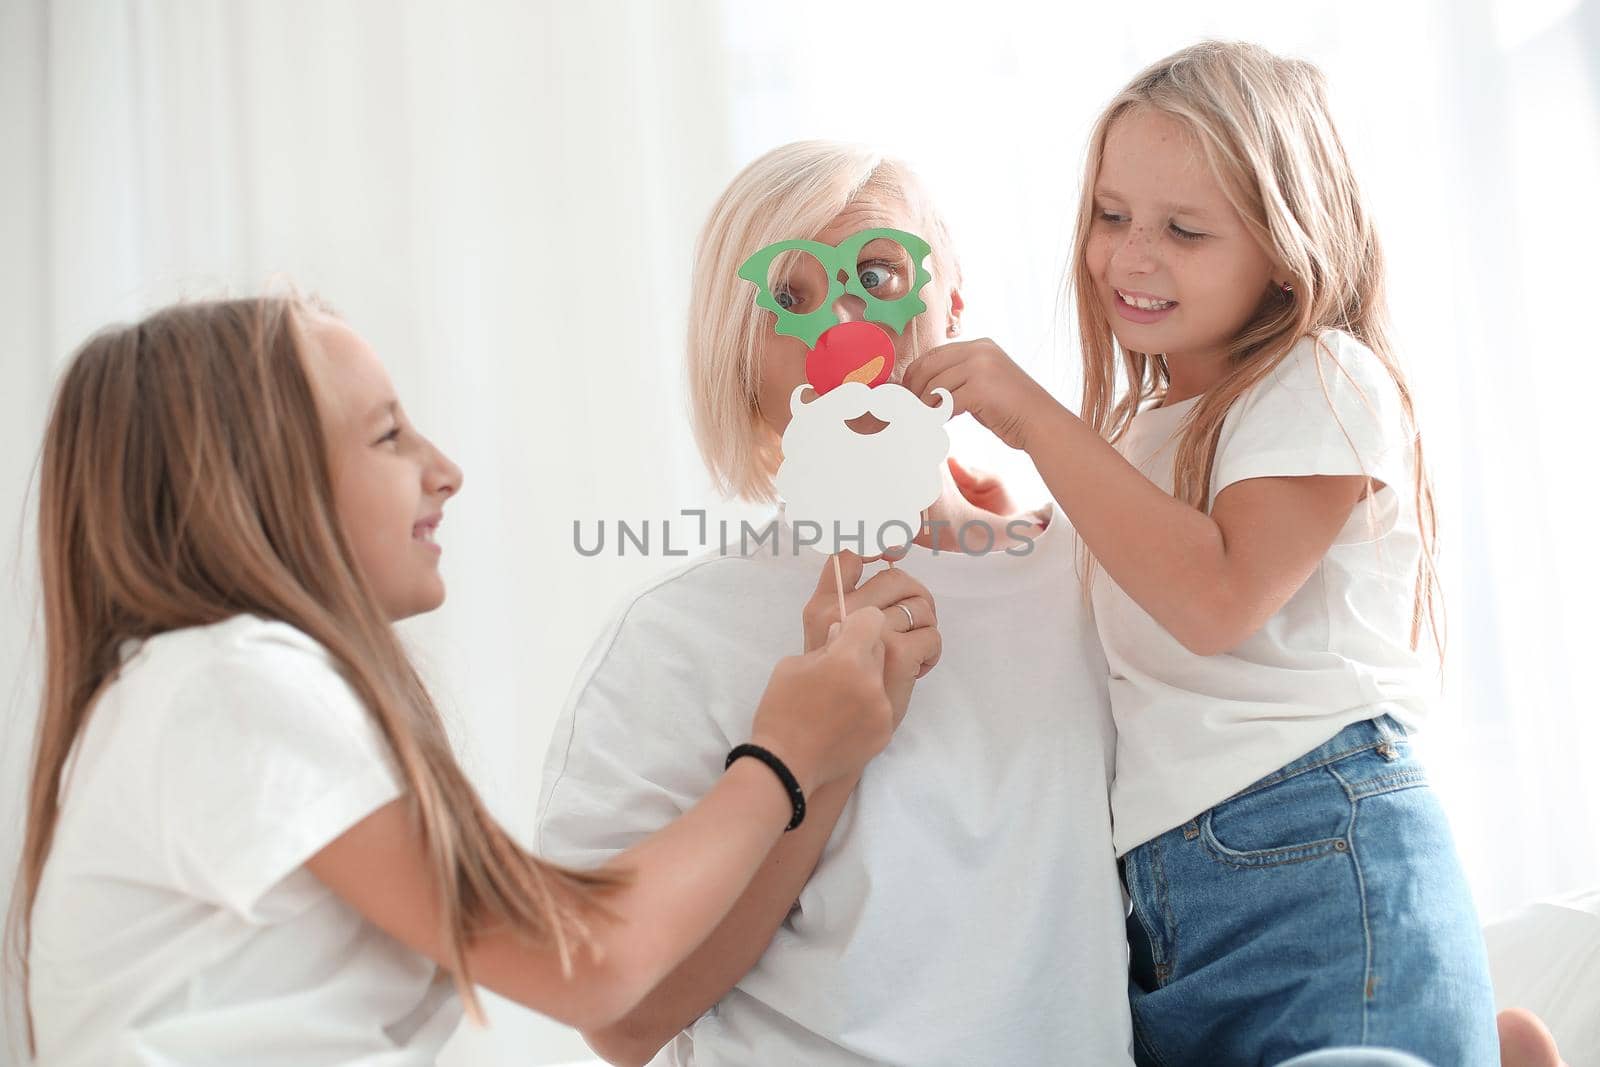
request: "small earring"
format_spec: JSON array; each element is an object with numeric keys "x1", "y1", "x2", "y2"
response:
[
  {"x1": 1279, "y1": 281, "x2": 1294, "y2": 295},
  {"x1": 947, "y1": 320, "x2": 961, "y2": 337}
]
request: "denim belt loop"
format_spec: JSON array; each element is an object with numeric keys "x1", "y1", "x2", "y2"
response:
[{"x1": 1373, "y1": 710, "x2": 1407, "y2": 761}]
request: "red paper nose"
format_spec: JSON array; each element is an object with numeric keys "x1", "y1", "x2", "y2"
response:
[{"x1": 805, "y1": 322, "x2": 895, "y2": 395}]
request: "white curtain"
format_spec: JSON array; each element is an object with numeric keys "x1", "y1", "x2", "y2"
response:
[
  {"x1": 2, "y1": 2, "x2": 1597, "y2": 1064},
  {"x1": 0, "y1": 2, "x2": 751, "y2": 1062}
]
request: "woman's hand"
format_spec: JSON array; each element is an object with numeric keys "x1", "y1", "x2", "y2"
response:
[
  {"x1": 901, "y1": 338, "x2": 1062, "y2": 451},
  {"x1": 749, "y1": 604, "x2": 895, "y2": 797},
  {"x1": 801, "y1": 552, "x2": 943, "y2": 725},
  {"x1": 947, "y1": 455, "x2": 1017, "y2": 517}
]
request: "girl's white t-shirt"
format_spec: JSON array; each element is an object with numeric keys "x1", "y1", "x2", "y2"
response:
[
  {"x1": 28, "y1": 615, "x2": 462, "y2": 1066},
  {"x1": 1092, "y1": 330, "x2": 1432, "y2": 855}
]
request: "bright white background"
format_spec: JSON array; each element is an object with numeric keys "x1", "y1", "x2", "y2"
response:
[{"x1": 1, "y1": 1, "x2": 1596, "y2": 1063}]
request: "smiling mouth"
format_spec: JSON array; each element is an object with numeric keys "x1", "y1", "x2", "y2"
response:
[
  {"x1": 413, "y1": 516, "x2": 441, "y2": 545},
  {"x1": 1115, "y1": 288, "x2": 1177, "y2": 311}
]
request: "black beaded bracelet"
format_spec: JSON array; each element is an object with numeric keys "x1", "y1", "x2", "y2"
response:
[{"x1": 725, "y1": 743, "x2": 806, "y2": 831}]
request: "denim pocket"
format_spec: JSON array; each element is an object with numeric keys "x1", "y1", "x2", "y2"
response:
[
  {"x1": 1200, "y1": 731, "x2": 1431, "y2": 868},
  {"x1": 1201, "y1": 764, "x2": 1353, "y2": 868}
]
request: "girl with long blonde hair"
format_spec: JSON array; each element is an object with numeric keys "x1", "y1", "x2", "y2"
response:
[
  {"x1": 7, "y1": 295, "x2": 900, "y2": 1064},
  {"x1": 906, "y1": 41, "x2": 1499, "y2": 1064}
]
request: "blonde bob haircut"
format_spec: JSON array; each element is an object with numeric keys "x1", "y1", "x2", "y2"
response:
[{"x1": 688, "y1": 141, "x2": 959, "y2": 502}]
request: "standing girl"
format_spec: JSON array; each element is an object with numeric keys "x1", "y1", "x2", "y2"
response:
[
  {"x1": 8, "y1": 296, "x2": 905, "y2": 1064},
  {"x1": 906, "y1": 41, "x2": 1498, "y2": 1065}
]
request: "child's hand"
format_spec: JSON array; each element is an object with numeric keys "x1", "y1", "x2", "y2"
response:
[
  {"x1": 752, "y1": 607, "x2": 894, "y2": 794},
  {"x1": 902, "y1": 338, "x2": 1059, "y2": 452}
]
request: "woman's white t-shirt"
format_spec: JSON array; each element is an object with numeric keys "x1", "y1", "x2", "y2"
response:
[
  {"x1": 537, "y1": 509, "x2": 1135, "y2": 1066},
  {"x1": 1091, "y1": 330, "x2": 1433, "y2": 855},
  {"x1": 29, "y1": 615, "x2": 462, "y2": 1066}
]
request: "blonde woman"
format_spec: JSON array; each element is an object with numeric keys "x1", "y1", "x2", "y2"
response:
[
  {"x1": 905, "y1": 41, "x2": 1501, "y2": 1066},
  {"x1": 536, "y1": 141, "x2": 1134, "y2": 1065},
  {"x1": 12, "y1": 297, "x2": 901, "y2": 1064}
]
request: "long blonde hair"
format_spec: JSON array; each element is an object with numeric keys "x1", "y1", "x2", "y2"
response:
[
  {"x1": 688, "y1": 140, "x2": 960, "y2": 502},
  {"x1": 7, "y1": 296, "x2": 618, "y2": 1051},
  {"x1": 1070, "y1": 41, "x2": 1443, "y2": 656}
]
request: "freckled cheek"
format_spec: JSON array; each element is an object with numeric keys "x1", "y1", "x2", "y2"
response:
[
  {"x1": 1083, "y1": 235, "x2": 1114, "y2": 285},
  {"x1": 1214, "y1": 258, "x2": 1270, "y2": 316},
  {"x1": 1168, "y1": 246, "x2": 1227, "y2": 298},
  {"x1": 1179, "y1": 258, "x2": 1264, "y2": 333}
]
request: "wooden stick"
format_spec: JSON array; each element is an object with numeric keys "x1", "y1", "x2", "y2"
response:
[{"x1": 832, "y1": 552, "x2": 847, "y2": 621}]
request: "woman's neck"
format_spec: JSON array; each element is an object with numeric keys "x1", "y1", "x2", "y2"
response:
[{"x1": 914, "y1": 467, "x2": 1038, "y2": 554}]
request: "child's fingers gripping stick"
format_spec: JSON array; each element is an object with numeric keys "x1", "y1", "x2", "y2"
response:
[
  {"x1": 827, "y1": 606, "x2": 890, "y2": 706},
  {"x1": 761, "y1": 606, "x2": 893, "y2": 793},
  {"x1": 827, "y1": 603, "x2": 887, "y2": 660}
]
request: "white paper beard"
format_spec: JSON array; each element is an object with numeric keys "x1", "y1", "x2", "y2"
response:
[{"x1": 775, "y1": 380, "x2": 953, "y2": 556}]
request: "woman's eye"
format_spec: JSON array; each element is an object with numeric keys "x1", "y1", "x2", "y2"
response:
[
  {"x1": 774, "y1": 288, "x2": 798, "y2": 311},
  {"x1": 1098, "y1": 210, "x2": 1127, "y2": 224},
  {"x1": 856, "y1": 260, "x2": 903, "y2": 296},
  {"x1": 1169, "y1": 223, "x2": 1206, "y2": 241},
  {"x1": 377, "y1": 426, "x2": 401, "y2": 446}
]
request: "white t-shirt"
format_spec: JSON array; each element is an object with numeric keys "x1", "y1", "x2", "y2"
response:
[
  {"x1": 1091, "y1": 330, "x2": 1431, "y2": 855},
  {"x1": 537, "y1": 509, "x2": 1134, "y2": 1067},
  {"x1": 29, "y1": 615, "x2": 462, "y2": 1066}
]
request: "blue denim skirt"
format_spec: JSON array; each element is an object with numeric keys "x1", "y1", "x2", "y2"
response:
[{"x1": 1119, "y1": 714, "x2": 1498, "y2": 1067}]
